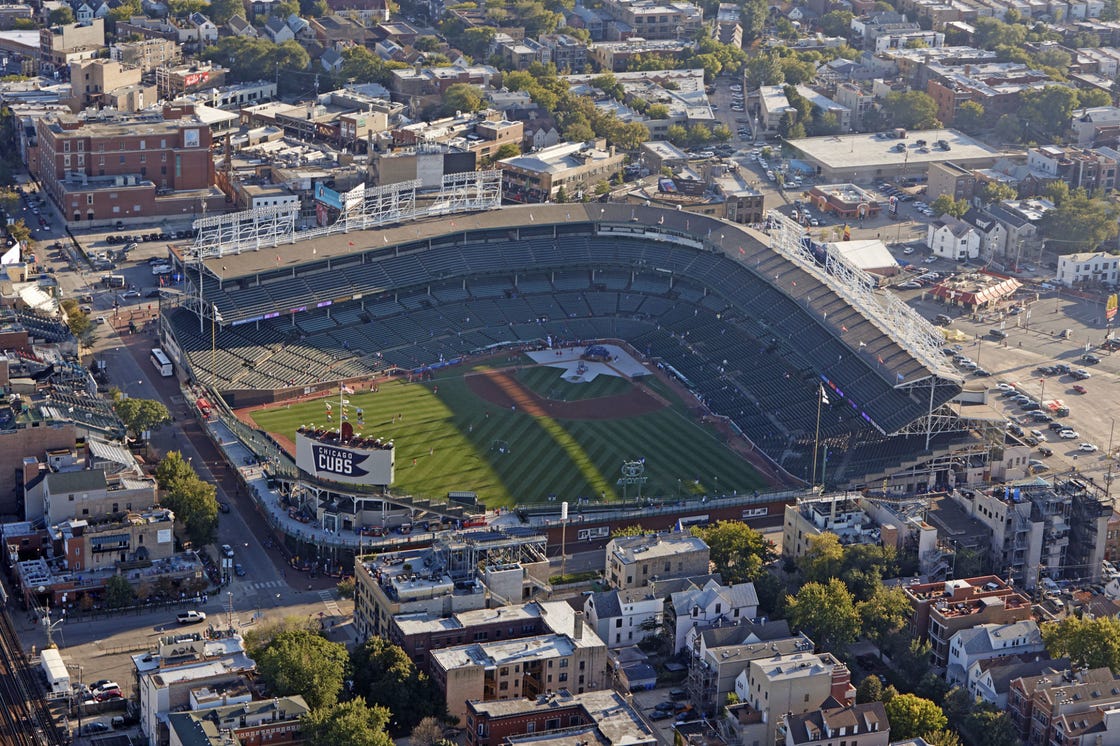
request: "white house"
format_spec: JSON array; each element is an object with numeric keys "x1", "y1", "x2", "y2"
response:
[
  {"x1": 927, "y1": 215, "x2": 981, "y2": 261},
  {"x1": 1071, "y1": 106, "x2": 1120, "y2": 146},
  {"x1": 182, "y1": 12, "x2": 218, "y2": 44},
  {"x1": 668, "y1": 580, "x2": 758, "y2": 654},
  {"x1": 1056, "y1": 251, "x2": 1120, "y2": 287},
  {"x1": 583, "y1": 588, "x2": 664, "y2": 649},
  {"x1": 263, "y1": 15, "x2": 294, "y2": 42},
  {"x1": 962, "y1": 208, "x2": 1007, "y2": 258},
  {"x1": 965, "y1": 656, "x2": 1070, "y2": 708},
  {"x1": 946, "y1": 620, "x2": 1044, "y2": 685}
]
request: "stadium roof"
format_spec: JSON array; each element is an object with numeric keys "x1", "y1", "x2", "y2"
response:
[{"x1": 182, "y1": 203, "x2": 961, "y2": 434}]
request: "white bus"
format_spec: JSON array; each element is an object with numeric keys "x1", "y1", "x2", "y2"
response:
[{"x1": 150, "y1": 348, "x2": 173, "y2": 378}]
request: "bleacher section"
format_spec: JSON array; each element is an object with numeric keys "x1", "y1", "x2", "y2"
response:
[{"x1": 171, "y1": 226, "x2": 963, "y2": 485}]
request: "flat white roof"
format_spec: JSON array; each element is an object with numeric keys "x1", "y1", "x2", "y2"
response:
[{"x1": 790, "y1": 129, "x2": 1003, "y2": 170}]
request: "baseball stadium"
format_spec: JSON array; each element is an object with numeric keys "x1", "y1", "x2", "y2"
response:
[{"x1": 158, "y1": 173, "x2": 976, "y2": 526}]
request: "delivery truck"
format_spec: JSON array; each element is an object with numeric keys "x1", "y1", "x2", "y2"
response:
[{"x1": 40, "y1": 647, "x2": 69, "y2": 696}]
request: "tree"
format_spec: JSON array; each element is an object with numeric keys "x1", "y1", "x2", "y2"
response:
[
  {"x1": 741, "y1": 0, "x2": 767, "y2": 43},
  {"x1": 1042, "y1": 616, "x2": 1120, "y2": 672},
  {"x1": 257, "y1": 630, "x2": 348, "y2": 710},
  {"x1": 60, "y1": 299, "x2": 92, "y2": 341},
  {"x1": 337, "y1": 577, "x2": 355, "y2": 599},
  {"x1": 1039, "y1": 189, "x2": 1120, "y2": 253},
  {"x1": 1104, "y1": 0, "x2": 1120, "y2": 20},
  {"x1": 954, "y1": 101, "x2": 986, "y2": 134},
  {"x1": 7, "y1": 218, "x2": 30, "y2": 247},
  {"x1": 48, "y1": 6, "x2": 74, "y2": 24},
  {"x1": 1034, "y1": 47, "x2": 1071, "y2": 70},
  {"x1": 819, "y1": 9, "x2": 854, "y2": 38},
  {"x1": 299, "y1": 0, "x2": 329, "y2": 16},
  {"x1": 491, "y1": 143, "x2": 520, "y2": 161},
  {"x1": 303, "y1": 700, "x2": 394, "y2": 746},
  {"x1": 712, "y1": 123, "x2": 733, "y2": 142},
  {"x1": 165, "y1": 477, "x2": 220, "y2": 547},
  {"x1": 155, "y1": 451, "x2": 196, "y2": 491},
  {"x1": 786, "y1": 579, "x2": 860, "y2": 652},
  {"x1": 799, "y1": 533, "x2": 843, "y2": 584},
  {"x1": 114, "y1": 396, "x2": 171, "y2": 438},
  {"x1": 1019, "y1": 85, "x2": 1080, "y2": 141},
  {"x1": 884, "y1": 694, "x2": 947, "y2": 739},
  {"x1": 977, "y1": 181, "x2": 1017, "y2": 204},
  {"x1": 104, "y1": 574, "x2": 135, "y2": 608},
  {"x1": 442, "y1": 83, "x2": 484, "y2": 116},
  {"x1": 856, "y1": 675, "x2": 883, "y2": 703},
  {"x1": 883, "y1": 91, "x2": 940, "y2": 129},
  {"x1": 202, "y1": 38, "x2": 310, "y2": 92},
  {"x1": 931, "y1": 194, "x2": 969, "y2": 218},
  {"x1": 647, "y1": 104, "x2": 670, "y2": 120},
  {"x1": 1078, "y1": 88, "x2": 1114, "y2": 109},
  {"x1": 966, "y1": 705, "x2": 1018, "y2": 746},
  {"x1": 973, "y1": 17, "x2": 1026, "y2": 49},
  {"x1": 207, "y1": 0, "x2": 243, "y2": 23},
  {"x1": 666, "y1": 124, "x2": 688, "y2": 145},
  {"x1": 744, "y1": 53, "x2": 783, "y2": 89},
  {"x1": 857, "y1": 585, "x2": 912, "y2": 648},
  {"x1": 840, "y1": 544, "x2": 897, "y2": 601},
  {"x1": 351, "y1": 637, "x2": 443, "y2": 732},
  {"x1": 338, "y1": 45, "x2": 390, "y2": 85},
  {"x1": 410, "y1": 717, "x2": 445, "y2": 746},
  {"x1": 691, "y1": 521, "x2": 774, "y2": 584},
  {"x1": 924, "y1": 730, "x2": 963, "y2": 746}
]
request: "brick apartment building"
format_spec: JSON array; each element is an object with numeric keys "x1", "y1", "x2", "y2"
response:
[
  {"x1": 466, "y1": 690, "x2": 655, "y2": 746},
  {"x1": 1008, "y1": 667, "x2": 1120, "y2": 745},
  {"x1": 904, "y1": 576, "x2": 1033, "y2": 667},
  {"x1": 31, "y1": 106, "x2": 222, "y2": 225},
  {"x1": 40, "y1": 18, "x2": 105, "y2": 74}
]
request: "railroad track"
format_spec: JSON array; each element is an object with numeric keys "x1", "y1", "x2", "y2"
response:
[{"x1": 0, "y1": 606, "x2": 65, "y2": 746}]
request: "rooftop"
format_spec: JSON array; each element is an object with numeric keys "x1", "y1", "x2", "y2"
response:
[
  {"x1": 468, "y1": 690, "x2": 655, "y2": 746},
  {"x1": 789, "y1": 129, "x2": 1002, "y2": 170},
  {"x1": 432, "y1": 633, "x2": 581, "y2": 671},
  {"x1": 608, "y1": 531, "x2": 708, "y2": 566}
]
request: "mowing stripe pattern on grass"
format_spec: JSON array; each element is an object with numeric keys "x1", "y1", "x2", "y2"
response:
[{"x1": 246, "y1": 363, "x2": 765, "y2": 508}]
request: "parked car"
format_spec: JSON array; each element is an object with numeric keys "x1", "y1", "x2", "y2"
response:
[
  {"x1": 1082, "y1": 353, "x2": 1101, "y2": 364},
  {"x1": 234, "y1": 563, "x2": 246, "y2": 577},
  {"x1": 94, "y1": 689, "x2": 122, "y2": 702},
  {"x1": 1079, "y1": 443, "x2": 1098, "y2": 452},
  {"x1": 1060, "y1": 430, "x2": 1079, "y2": 439}
]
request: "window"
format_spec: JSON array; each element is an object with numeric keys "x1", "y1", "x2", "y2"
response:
[
  {"x1": 499, "y1": 681, "x2": 508, "y2": 691},
  {"x1": 526, "y1": 723, "x2": 535, "y2": 734},
  {"x1": 499, "y1": 667, "x2": 508, "y2": 676},
  {"x1": 87, "y1": 195, "x2": 94, "y2": 205},
  {"x1": 559, "y1": 659, "x2": 569, "y2": 668},
  {"x1": 558, "y1": 673, "x2": 568, "y2": 682},
  {"x1": 615, "y1": 619, "x2": 623, "y2": 628}
]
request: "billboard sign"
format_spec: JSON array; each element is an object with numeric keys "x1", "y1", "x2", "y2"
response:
[
  {"x1": 1108, "y1": 293, "x2": 1118, "y2": 323},
  {"x1": 295, "y1": 431, "x2": 394, "y2": 485},
  {"x1": 314, "y1": 183, "x2": 343, "y2": 210}
]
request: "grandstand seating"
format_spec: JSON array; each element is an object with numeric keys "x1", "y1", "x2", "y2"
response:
[{"x1": 170, "y1": 225, "x2": 962, "y2": 485}]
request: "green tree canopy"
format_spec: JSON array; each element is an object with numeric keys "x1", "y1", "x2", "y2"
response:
[
  {"x1": 786, "y1": 579, "x2": 860, "y2": 652},
  {"x1": 740, "y1": 0, "x2": 767, "y2": 42},
  {"x1": 1019, "y1": 85, "x2": 1080, "y2": 141},
  {"x1": 442, "y1": 83, "x2": 485, "y2": 116},
  {"x1": 207, "y1": 0, "x2": 243, "y2": 23},
  {"x1": 977, "y1": 181, "x2": 1017, "y2": 204},
  {"x1": 883, "y1": 91, "x2": 940, "y2": 129},
  {"x1": 1042, "y1": 616, "x2": 1120, "y2": 672},
  {"x1": 857, "y1": 585, "x2": 912, "y2": 647},
  {"x1": 1038, "y1": 188, "x2": 1120, "y2": 253},
  {"x1": 257, "y1": 630, "x2": 349, "y2": 710},
  {"x1": 973, "y1": 17, "x2": 1027, "y2": 49},
  {"x1": 799, "y1": 533, "x2": 843, "y2": 584},
  {"x1": 931, "y1": 194, "x2": 969, "y2": 218},
  {"x1": 154, "y1": 451, "x2": 220, "y2": 547},
  {"x1": 303, "y1": 700, "x2": 394, "y2": 746},
  {"x1": 104, "y1": 574, "x2": 135, "y2": 608},
  {"x1": 856, "y1": 675, "x2": 884, "y2": 704},
  {"x1": 48, "y1": 6, "x2": 75, "y2": 24},
  {"x1": 691, "y1": 521, "x2": 775, "y2": 584},
  {"x1": 351, "y1": 637, "x2": 443, "y2": 732},
  {"x1": 202, "y1": 38, "x2": 310, "y2": 92},
  {"x1": 954, "y1": 101, "x2": 986, "y2": 134},
  {"x1": 820, "y1": 10, "x2": 854, "y2": 37},
  {"x1": 884, "y1": 694, "x2": 948, "y2": 739},
  {"x1": 113, "y1": 396, "x2": 171, "y2": 438},
  {"x1": 1078, "y1": 88, "x2": 1115, "y2": 109}
]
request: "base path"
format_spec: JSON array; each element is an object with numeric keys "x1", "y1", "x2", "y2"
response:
[{"x1": 465, "y1": 368, "x2": 665, "y2": 419}]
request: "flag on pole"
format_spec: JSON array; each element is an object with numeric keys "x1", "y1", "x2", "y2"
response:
[{"x1": 820, "y1": 385, "x2": 830, "y2": 405}]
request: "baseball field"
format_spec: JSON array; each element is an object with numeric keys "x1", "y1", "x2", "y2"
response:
[{"x1": 243, "y1": 357, "x2": 767, "y2": 508}]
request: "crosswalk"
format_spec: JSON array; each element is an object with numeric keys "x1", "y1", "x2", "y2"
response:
[
  {"x1": 250, "y1": 580, "x2": 285, "y2": 590},
  {"x1": 319, "y1": 589, "x2": 342, "y2": 617}
]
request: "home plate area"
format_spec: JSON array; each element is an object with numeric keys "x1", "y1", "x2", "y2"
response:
[{"x1": 526, "y1": 343, "x2": 650, "y2": 383}]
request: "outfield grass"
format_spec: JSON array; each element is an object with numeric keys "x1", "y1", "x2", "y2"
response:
[
  {"x1": 515, "y1": 366, "x2": 633, "y2": 401},
  {"x1": 248, "y1": 363, "x2": 766, "y2": 508}
]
